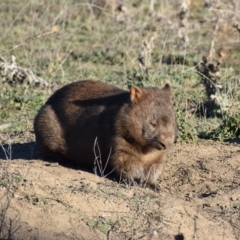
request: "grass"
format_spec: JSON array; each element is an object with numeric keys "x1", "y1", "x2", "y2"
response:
[
  {"x1": 0, "y1": 0, "x2": 240, "y2": 140},
  {"x1": 86, "y1": 217, "x2": 120, "y2": 234},
  {"x1": 205, "y1": 112, "x2": 240, "y2": 140}
]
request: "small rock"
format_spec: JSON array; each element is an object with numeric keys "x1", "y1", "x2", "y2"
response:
[
  {"x1": 50, "y1": 162, "x2": 59, "y2": 167},
  {"x1": 14, "y1": 192, "x2": 22, "y2": 199},
  {"x1": 150, "y1": 230, "x2": 159, "y2": 239},
  {"x1": 45, "y1": 162, "x2": 58, "y2": 167},
  {"x1": 203, "y1": 203, "x2": 210, "y2": 208},
  {"x1": 230, "y1": 196, "x2": 238, "y2": 201},
  {"x1": 209, "y1": 202, "x2": 215, "y2": 207}
]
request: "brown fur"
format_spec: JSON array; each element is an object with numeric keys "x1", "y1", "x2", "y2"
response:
[{"x1": 34, "y1": 80, "x2": 177, "y2": 185}]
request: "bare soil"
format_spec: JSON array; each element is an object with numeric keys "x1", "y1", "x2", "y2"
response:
[{"x1": 0, "y1": 132, "x2": 239, "y2": 240}]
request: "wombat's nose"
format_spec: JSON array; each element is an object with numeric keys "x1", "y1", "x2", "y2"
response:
[
  {"x1": 159, "y1": 142, "x2": 166, "y2": 150},
  {"x1": 155, "y1": 141, "x2": 166, "y2": 150},
  {"x1": 164, "y1": 136, "x2": 175, "y2": 149}
]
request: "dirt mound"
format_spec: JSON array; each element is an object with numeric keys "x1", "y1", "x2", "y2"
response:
[{"x1": 0, "y1": 133, "x2": 239, "y2": 239}]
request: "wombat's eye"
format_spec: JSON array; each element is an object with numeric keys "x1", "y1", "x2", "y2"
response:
[{"x1": 150, "y1": 121, "x2": 157, "y2": 128}]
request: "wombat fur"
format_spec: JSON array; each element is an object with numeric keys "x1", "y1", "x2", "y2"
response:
[{"x1": 34, "y1": 80, "x2": 177, "y2": 186}]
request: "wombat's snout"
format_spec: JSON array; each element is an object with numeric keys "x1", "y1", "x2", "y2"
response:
[
  {"x1": 157, "y1": 142, "x2": 166, "y2": 150},
  {"x1": 155, "y1": 136, "x2": 174, "y2": 150},
  {"x1": 149, "y1": 138, "x2": 166, "y2": 150}
]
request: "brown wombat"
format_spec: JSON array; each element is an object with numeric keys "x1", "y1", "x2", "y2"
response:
[{"x1": 34, "y1": 80, "x2": 177, "y2": 186}]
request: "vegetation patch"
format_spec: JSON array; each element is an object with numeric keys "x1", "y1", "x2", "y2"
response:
[{"x1": 205, "y1": 112, "x2": 240, "y2": 141}]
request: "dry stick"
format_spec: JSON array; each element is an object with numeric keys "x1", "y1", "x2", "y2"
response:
[
  {"x1": 149, "y1": 0, "x2": 155, "y2": 14},
  {"x1": 138, "y1": 35, "x2": 155, "y2": 75},
  {"x1": 143, "y1": 164, "x2": 158, "y2": 191},
  {"x1": 159, "y1": 31, "x2": 170, "y2": 66},
  {"x1": 102, "y1": 147, "x2": 115, "y2": 178},
  {"x1": 0, "y1": 124, "x2": 11, "y2": 131},
  {"x1": 81, "y1": 2, "x2": 112, "y2": 17},
  {"x1": 50, "y1": 49, "x2": 73, "y2": 83},
  {"x1": 93, "y1": 137, "x2": 114, "y2": 178},
  {"x1": 178, "y1": 0, "x2": 190, "y2": 48},
  {"x1": 196, "y1": 68, "x2": 219, "y2": 88},
  {"x1": 0, "y1": 134, "x2": 12, "y2": 160},
  {"x1": 0, "y1": 142, "x2": 10, "y2": 161},
  {"x1": 209, "y1": 14, "x2": 221, "y2": 62},
  {"x1": 93, "y1": 137, "x2": 102, "y2": 176},
  {"x1": 3, "y1": 3, "x2": 31, "y2": 40},
  {"x1": 1, "y1": 30, "x2": 57, "y2": 54},
  {"x1": 233, "y1": 23, "x2": 240, "y2": 35},
  {"x1": 45, "y1": 197, "x2": 73, "y2": 209}
]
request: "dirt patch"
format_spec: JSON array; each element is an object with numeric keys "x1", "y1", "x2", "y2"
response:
[{"x1": 0, "y1": 133, "x2": 239, "y2": 239}]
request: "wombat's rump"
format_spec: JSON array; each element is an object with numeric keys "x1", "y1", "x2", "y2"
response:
[{"x1": 34, "y1": 80, "x2": 177, "y2": 185}]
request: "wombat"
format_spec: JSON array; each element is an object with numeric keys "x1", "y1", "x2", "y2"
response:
[{"x1": 34, "y1": 80, "x2": 177, "y2": 186}]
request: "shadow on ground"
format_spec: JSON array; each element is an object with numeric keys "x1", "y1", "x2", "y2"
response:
[
  {"x1": 224, "y1": 138, "x2": 240, "y2": 144},
  {"x1": 175, "y1": 234, "x2": 185, "y2": 240},
  {"x1": 0, "y1": 141, "x2": 117, "y2": 181},
  {"x1": 0, "y1": 142, "x2": 80, "y2": 169},
  {"x1": 0, "y1": 142, "x2": 39, "y2": 160}
]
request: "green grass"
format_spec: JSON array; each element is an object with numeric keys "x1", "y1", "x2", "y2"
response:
[
  {"x1": 0, "y1": 0, "x2": 240, "y2": 141},
  {"x1": 86, "y1": 217, "x2": 120, "y2": 234},
  {"x1": 205, "y1": 112, "x2": 240, "y2": 141}
]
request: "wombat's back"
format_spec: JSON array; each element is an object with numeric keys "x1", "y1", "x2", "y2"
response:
[{"x1": 34, "y1": 80, "x2": 129, "y2": 168}]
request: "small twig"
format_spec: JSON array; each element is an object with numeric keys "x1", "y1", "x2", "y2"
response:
[
  {"x1": 1, "y1": 30, "x2": 57, "y2": 55},
  {"x1": 178, "y1": 0, "x2": 190, "y2": 48},
  {"x1": 138, "y1": 35, "x2": 155, "y2": 74},
  {"x1": 0, "y1": 124, "x2": 11, "y2": 131},
  {"x1": 233, "y1": 23, "x2": 240, "y2": 36},
  {"x1": 209, "y1": 15, "x2": 221, "y2": 62},
  {"x1": 102, "y1": 147, "x2": 112, "y2": 175},
  {"x1": 93, "y1": 137, "x2": 102, "y2": 176},
  {"x1": 93, "y1": 137, "x2": 114, "y2": 178},
  {"x1": 0, "y1": 134, "x2": 12, "y2": 160},
  {"x1": 46, "y1": 197, "x2": 73, "y2": 209},
  {"x1": 149, "y1": 0, "x2": 155, "y2": 14}
]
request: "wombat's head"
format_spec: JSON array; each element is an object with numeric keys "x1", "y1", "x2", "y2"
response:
[{"x1": 124, "y1": 84, "x2": 176, "y2": 153}]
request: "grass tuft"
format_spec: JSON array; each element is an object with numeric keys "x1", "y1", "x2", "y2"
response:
[{"x1": 205, "y1": 112, "x2": 240, "y2": 141}]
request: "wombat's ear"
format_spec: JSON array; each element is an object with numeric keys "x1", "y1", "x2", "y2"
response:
[
  {"x1": 163, "y1": 83, "x2": 172, "y2": 96},
  {"x1": 130, "y1": 86, "x2": 145, "y2": 103},
  {"x1": 163, "y1": 83, "x2": 171, "y2": 91}
]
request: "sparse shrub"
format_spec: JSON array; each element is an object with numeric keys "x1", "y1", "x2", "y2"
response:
[
  {"x1": 176, "y1": 109, "x2": 198, "y2": 143},
  {"x1": 86, "y1": 217, "x2": 120, "y2": 234},
  {"x1": 125, "y1": 69, "x2": 147, "y2": 88},
  {"x1": 206, "y1": 112, "x2": 240, "y2": 141},
  {"x1": 195, "y1": 56, "x2": 223, "y2": 117}
]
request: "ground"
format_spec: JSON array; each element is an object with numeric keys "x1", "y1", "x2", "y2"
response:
[
  {"x1": 0, "y1": 1, "x2": 240, "y2": 239},
  {"x1": 0, "y1": 132, "x2": 239, "y2": 240}
]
